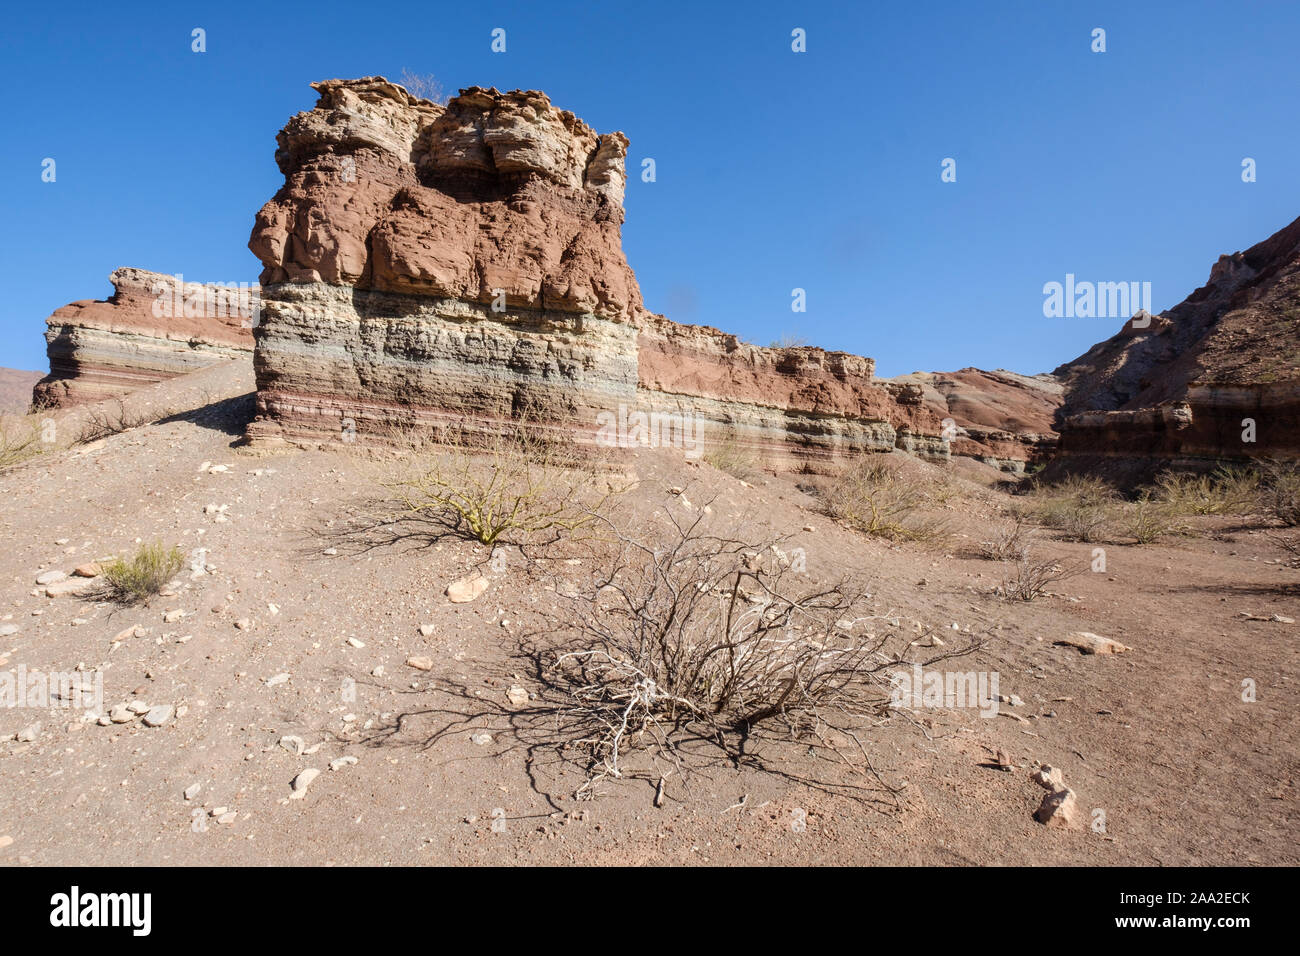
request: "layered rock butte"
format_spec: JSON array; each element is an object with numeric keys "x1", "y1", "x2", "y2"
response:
[
  {"x1": 1051, "y1": 213, "x2": 1300, "y2": 477},
  {"x1": 32, "y1": 268, "x2": 255, "y2": 409},
  {"x1": 243, "y1": 77, "x2": 1057, "y2": 471}
]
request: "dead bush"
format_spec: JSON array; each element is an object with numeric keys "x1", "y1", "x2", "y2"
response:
[
  {"x1": 371, "y1": 414, "x2": 621, "y2": 548},
  {"x1": 102, "y1": 541, "x2": 185, "y2": 604},
  {"x1": 997, "y1": 551, "x2": 1082, "y2": 602},
  {"x1": 979, "y1": 511, "x2": 1034, "y2": 560},
  {"x1": 76, "y1": 399, "x2": 149, "y2": 444},
  {"x1": 820, "y1": 458, "x2": 949, "y2": 542},
  {"x1": 0, "y1": 415, "x2": 42, "y2": 472},
  {"x1": 399, "y1": 69, "x2": 448, "y2": 105},
  {"x1": 548, "y1": 507, "x2": 981, "y2": 793},
  {"x1": 1258, "y1": 459, "x2": 1300, "y2": 526}
]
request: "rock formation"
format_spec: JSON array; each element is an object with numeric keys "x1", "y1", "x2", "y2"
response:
[
  {"x1": 245, "y1": 77, "x2": 1052, "y2": 470},
  {"x1": 882, "y1": 368, "x2": 1061, "y2": 470},
  {"x1": 1051, "y1": 213, "x2": 1300, "y2": 478},
  {"x1": 32, "y1": 268, "x2": 255, "y2": 409}
]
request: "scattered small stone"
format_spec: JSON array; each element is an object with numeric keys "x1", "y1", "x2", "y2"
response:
[
  {"x1": 45, "y1": 577, "x2": 99, "y2": 598},
  {"x1": 470, "y1": 732, "x2": 493, "y2": 746},
  {"x1": 279, "y1": 735, "x2": 305, "y2": 755},
  {"x1": 322, "y1": 548, "x2": 338, "y2": 556},
  {"x1": 346, "y1": 637, "x2": 365, "y2": 648},
  {"x1": 506, "y1": 685, "x2": 529, "y2": 707},
  {"x1": 1035, "y1": 787, "x2": 1079, "y2": 828},
  {"x1": 126, "y1": 701, "x2": 149, "y2": 715},
  {"x1": 406, "y1": 656, "x2": 434, "y2": 671},
  {"x1": 143, "y1": 705, "x2": 174, "y2": 727},
  {"x1": 265, "y1": 673, "x2": 290, "y2": 687},
  {"x1": 418, "y1": 623, "x2": 436, "y2": 637},
  {"x1": 0, "y1": 625, "x2": 18, "y2": 638},
  {"x1": 109, "y1": 704, "x2": 135, "y2": 723},
  {"x1": 163, "y1": 609, "x2": 185, "y2": 623},
  {"x1": 1271, "y1": 614, "x2": 1295, "y2": 624},
  {"x1": 290, "y1": 768, "x2": 320, "y2": 799},
  {"x1": 234, "y1": 618, "x2": 253, "y2": 631},
  {"x1": 329, "y1": 756, "x2": 358, "y2": 771},
  {"x1": 35, "y1": 570, "x2": 67, "y2": 586},
  {"x1": 184, "y1": 783, "x2": 202, "y2": 801},
  {"x1": 446, "y1": 575, "x2": 489, "y2": 603},
  {"x1": 73, "y1": 564, "x2": 101, "y2": 578},
  {"x1": 217, "y1": 812, "x2": 237, "y2": 825},
  {"x1": 17, "y1": 722, "x2": 40, "y2": 742}
]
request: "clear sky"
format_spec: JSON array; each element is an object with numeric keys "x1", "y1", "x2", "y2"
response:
[{"x1": 2, "y1": 0, "x2": 1297, "y2": 377}]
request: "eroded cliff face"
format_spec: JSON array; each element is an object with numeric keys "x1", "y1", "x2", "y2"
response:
[
  {"x1": 244, "y1": 77, "x2": 1048, "y2": 470},
  {"x1": 1051, "y1": 213, "x2": 1300, "y2": 476},
  {"x1": 32, "y1": 269, "x2": 255, "y2": 409}
]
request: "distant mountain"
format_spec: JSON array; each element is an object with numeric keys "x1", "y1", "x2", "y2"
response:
[{"x1": 0, "y1": 368, "x2": 42, "y2": 414}]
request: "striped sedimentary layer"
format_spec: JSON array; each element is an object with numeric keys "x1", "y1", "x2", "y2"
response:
[
  {"x1": 245, "y1": 77, "x2": 1048, "y2": 471},
  {"x1": 1051, "y1": 212, "x2": 1300, "y2": 477},
  {"x1": 33, "y1": 268, "x2": 255, "y2": 409}
]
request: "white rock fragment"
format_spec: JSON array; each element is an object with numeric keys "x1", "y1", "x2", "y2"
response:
[
  {"x1": 290, "y1": 768, "x2": 320, "y2": 799},
  {"x1": 329, "y1": 756, "x2": 358, "y2": 771}
]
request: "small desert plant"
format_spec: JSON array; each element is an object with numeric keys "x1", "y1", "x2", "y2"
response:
[
  {"x1": 979, "y1": 511, "x2": 1034, "y2": 560},
  {"x1": 1268, "y1": 530, "x2": 1300, "y2": 569},
  {"x1": 399, "y1": 69, "x2": 448, "y2": 105},
  {"x1": 703, "y1": 437, "x2": 763, "y2": 483},
  {"x1": 768, "y1": 334, "x2": 809, "y2": 348},
  {"x1": 1028, "y1": 474, "x2": 1116, "y2": 542},
  {"x1": 820, "y1": 458, "x2": 949, "y2": 542},
  {"x1": 1154, "y1": 466, "x2": 1258, "y2": 516},
  {"x1": 998, "y1": 551, "x2": 1082, "y2": 602},
  {"x1": 102, "y1": 541, "x2": 185, "y2": 603},
  {"x1": 1257, "y1": 459, "x2": 1300, "y2": 526},
  {"x1": 550, "y1": 508, "x2": 980, "y2": 791},
  {"x1": 76, "y1": 399, "x2": 149, "y2": 444},
  {"x1": 1123, "y1": 492, "x2": 1181, "y2": 544},
  {"x1": 373, "y1": 413, "x2": 619, "y2": 547},
  {"x1": 0, "y1": 415, "x2": 42, "y2": 472}
]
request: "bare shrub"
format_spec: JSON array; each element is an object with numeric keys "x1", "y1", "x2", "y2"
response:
[
  {"x1": 102, "y1": 541, "x2": 185, "y2": 604},
  {"x1": 1268, "y1": 530, "x2": 1300, "y2": 569},
  {"x1": 76, "y1": 400, "x2": 149, "y2": 444},
  {"x1": 0, "y1": 415, "x2": 42, "y2": 472},
  {"x1": 703, "y1": 437, "x2": 763, "y2": 483},
  {"x1": 548, "y1": 507, "x2": 980, "y2": 792},
  {"x1": 979, "y1": 511, "x2": 1034, "y2": 560},
  {"x1": 371, "y1": 414, "x2": 620, "y2": 547},
  {"x1": 768, "y1": 335, "x2": 809, "y2": 348},
  {"x1": 1258, "y1": 459, "x2": 1300, "y2": 526},
  {"x1": 399, "y1": 69, "x2": 448, "y2": 105},
  {"x1": 1028, "y1": 474, "x2": 1116, "y2": 542},
  {"x1": 997, "y1": 551, "x2": 1082, "y2": 602},
  {"x1": 820, "y1": 458, "x2": 949, "y2": 542}
]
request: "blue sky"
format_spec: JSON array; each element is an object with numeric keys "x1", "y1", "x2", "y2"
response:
[{"x1": 2, "y1": 0, "x2": 1297, "y2": 377}]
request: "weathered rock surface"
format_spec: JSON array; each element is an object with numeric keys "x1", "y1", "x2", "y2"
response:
[
  {"x1": 1050, "y1": 213, "x2": 1300, "y2": 479},
  {"x1": 882, "y1": 368, "x2": 1062, "y2": 472},
  {"x1": 243, "y1": 77, "x2": 1051, "y2": 470},
  {"x1": 33, "y1": 268, "x2": 256, "y2": 409}
]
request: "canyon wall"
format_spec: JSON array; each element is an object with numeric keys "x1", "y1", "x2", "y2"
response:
[
  {"x1": 245, "y1": 77, "x2": 1055, "y2": 471},
  {"x1": 1051, "y1": 213, "x2": 1300, "y2": 479},
  {"x1": 33, "y1": 268, "x2": 255, "y2": 409}
]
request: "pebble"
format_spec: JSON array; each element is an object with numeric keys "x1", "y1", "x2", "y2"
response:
[
  {"x1": 35, "y1": 570, "x2": 67, "y2": 586},
  {"x1": 0, "y1": 625, "x2": 18, "y2": 638},
  {"x1": 329, "y1": 756, "x2": 358, "y2": 771},
  {"x1": 184, "y1": 783, "x2": 202, "y2": 800},
  {"x1": 143, "y1": 704, "x2": 174, "y2": 727},
  {"x1": 17, "y1": 722, "x2": 40, "y2": 742},
  {"x1": 290, "y1": 768, "x2": 320, "y2": 799},
  {"x1": 506, "y1": 686, "x2": 530, "y2": 707},
  {"x1": 265, "y1": 673, "x2": 290, "y2": 687},
  {"x1": 109, "y1": 704, "x2": 136, "y2": 723},
  {"x1": 446, "y1": 575, "x2": 489, "y2": 603},
  {"x1": 418, "y1": 624, "x2": 436, "y2": 637},
  {"x1": 279, "y1": 735, "x2": 305, "y2": 755},
  {"x1": 470, "y1": 732, "x2": 493, "y2": 746},
  {"x1": 406, "y1": 656, "x2": 434, "y2": 671}
]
